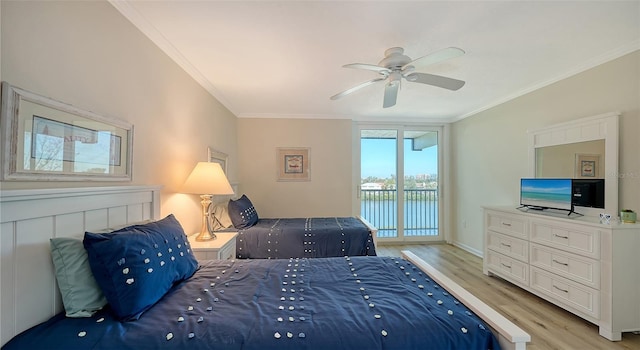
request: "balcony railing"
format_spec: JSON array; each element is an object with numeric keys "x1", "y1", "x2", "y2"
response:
[{"x1": 360, "y1": 189, "x2": 438, "y2": 238}]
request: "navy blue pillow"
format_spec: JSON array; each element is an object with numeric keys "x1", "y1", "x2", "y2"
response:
[
  {"x1": 83, "y1": 214, "x2": 198, "y2": 321},
  {"x1": 228, "y1": 195, "x2": 259, "y2": 229}
]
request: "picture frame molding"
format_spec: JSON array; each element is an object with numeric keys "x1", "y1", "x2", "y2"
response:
[
  {"x1": 1, "y1": 82, "x2": 133, "y2": 181},
  {"x1": 208, "y1": 147, "x2": 228, "y2": 174}
]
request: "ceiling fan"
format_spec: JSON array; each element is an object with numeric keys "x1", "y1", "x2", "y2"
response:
[{"x1": 330, "y1": 47, "x2": 466, "y2": 108}]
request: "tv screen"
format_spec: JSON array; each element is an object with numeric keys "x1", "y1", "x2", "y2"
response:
[
  {"x1": 520, "y1": 178, "x2": 573, "y2": 211},
  {"x1": 572, "y1": 179, "x2": 605, "y2": 209}
]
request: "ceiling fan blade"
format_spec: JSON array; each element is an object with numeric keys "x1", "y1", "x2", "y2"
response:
[
  {"x1": 330, "y1": 77, "x2": 386, "y2": 100},
  {"x1": 383, "y1": 81, "x2": 399, "y2": 108},
  {"x1": 343, "y1": 63, "x2": 390, "y2": 73},
  {"x1": 405, "y1": 72, "x2": 465, "y2": 91},
  {"x1": 402, "y1": 47, "x2": 465, "y2": 70}
]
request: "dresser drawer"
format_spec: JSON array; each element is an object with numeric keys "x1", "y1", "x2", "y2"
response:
[
  {"x1": 486, "y1": 211, "x2": 528, "y2": 239},
  {"x1": 530, "y1": 243, "x2": 600, "y2": 289},
  {"x1": 530, "y1": 219, "x2": 599, "y2": 259},
  {"x1": 530, "y1": 266, "x2": 599, "y2": 320},
  {"x1": 487, "y1": 231, "x2": 528, "y2": 262},
  {"x1": 485, "y1": 250, "x2": 528, "y2": 286}
]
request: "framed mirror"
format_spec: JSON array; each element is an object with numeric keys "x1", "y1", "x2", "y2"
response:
[{"x1": 528, "y1": 112, "x2": 619, "y2": 217}]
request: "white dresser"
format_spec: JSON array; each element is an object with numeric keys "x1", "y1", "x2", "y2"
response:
[{"x1": 483, "y1": 206, "x2": 640, "y2": 341}]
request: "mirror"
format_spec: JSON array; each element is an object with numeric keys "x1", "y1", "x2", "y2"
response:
[
  {"x1": 535, "y1": 140, "x2": 605, "y2": 178},
  {"x1": 528, "y1": 113, "x2": 619, "y2": 217}
]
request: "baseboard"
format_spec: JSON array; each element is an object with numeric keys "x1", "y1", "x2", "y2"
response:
[
  {"x1": 452, "y1": 241, "x2": 483, "y2": 258},
  {"x1": 378, "y1": 240, "x2": 446, "y2": 247}
]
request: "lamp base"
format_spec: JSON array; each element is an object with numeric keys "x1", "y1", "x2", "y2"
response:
[
  {"x1": 196, "y1": 194, "x2": 217, "y2": 241},
  {"x1": 195, "y1": 231, "x2": 217, "y2": 241}
]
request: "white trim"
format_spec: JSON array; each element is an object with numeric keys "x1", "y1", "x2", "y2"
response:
[
  {"x1": 527, "y1": 112, "x2": 619, "y2": 217},
  {"x1": 236, "y1": 112, "x2": 456, "y2": 124},
  {"x1": 402, "y1": 250, "x2": 530, "y2": 350},
  {"x1": 103, "y1": 2, "x2": 640, "y2": 124},
  {"x1": 356, "y1": 124, "x2": 445, "y2": 242},
  {"x1": 0, "y1": 185, "x2": 161, "y2": 346},
  {"x1": 108, "y1": 0, "x2": 236, "y2": 116},
  {"x1": 453, "y1": 240, "x2": 483, "y2": 258},
  {"x1": 452, "y1": 43, "x2": 639, "y2": 122}
]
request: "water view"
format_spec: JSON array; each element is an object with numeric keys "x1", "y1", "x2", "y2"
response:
[
  {"x1": 360, "y1": 190, "x2": 438, "y2": 238},
  {"x1": 360, "y1": 129, "x2": 440, "y2": 238}
]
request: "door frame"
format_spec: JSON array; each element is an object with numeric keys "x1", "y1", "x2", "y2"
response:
[{"x1": 353, "y1": 123, "x2": 449, "y2": 244}]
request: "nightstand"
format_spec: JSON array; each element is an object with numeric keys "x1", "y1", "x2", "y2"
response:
[{"x1": 188, "y1": 231, "x2": 238, "y2": 260}]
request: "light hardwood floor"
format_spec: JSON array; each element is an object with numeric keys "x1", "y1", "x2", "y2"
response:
[{"x1": 376, "y1": 243, "x2": 640, "y2": 350}]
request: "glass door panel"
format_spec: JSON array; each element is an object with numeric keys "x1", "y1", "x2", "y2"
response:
[
  {"x1": 360, "y1": 129, "x2": 397, "y2": 239},
  {"x1": 403, "y1": 130, "x2": 440, "y2": 240}
]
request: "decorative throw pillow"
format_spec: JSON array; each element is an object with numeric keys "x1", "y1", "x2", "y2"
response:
[
  {"x1": 90, "y1": 219, "x2": 155, "y2": 234},
  {"x1": 227, "y1": 194, "x2": 259, "y2": 229},
  {"x1": 50, "y1": 238, "x2": 108, "y2": 317},
  {"x1": 83, "y1": 214, "x2": 198, "y2": 321}
]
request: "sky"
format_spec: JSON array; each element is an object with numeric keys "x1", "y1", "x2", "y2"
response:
[{"x1": 361, "y1": 138, "x2": 438, "y2": 179}]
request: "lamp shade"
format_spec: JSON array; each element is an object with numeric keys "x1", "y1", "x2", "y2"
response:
[{"x1": 182, "y1": 162, "x2": 234, "y2": 195}]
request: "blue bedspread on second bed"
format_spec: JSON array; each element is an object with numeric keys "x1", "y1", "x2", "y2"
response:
[
  {"x1": 3, "y1": 256, "x2": 500, "y2": 350},
  {"x1": 235, "y1": 217, "x2": 376, "y2": 259}
]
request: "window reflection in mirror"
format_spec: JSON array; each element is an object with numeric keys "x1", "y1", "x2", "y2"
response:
[{"x1": 535, "y1": 140, "x2": 605, "y2": 178}]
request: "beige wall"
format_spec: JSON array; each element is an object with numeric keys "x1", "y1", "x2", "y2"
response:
[
  {"x1": 2, "y1": 2, "x2": 637, "y2": 252},
  {"x1": 451, "y1": 51, "x2": 640, "y2": 255},
  {"x1": 0, "y1": 1, "x2": 238, "y2": 235},
  {"x1": 237, "y1": 118, "x2": 353, "y2": 218}
]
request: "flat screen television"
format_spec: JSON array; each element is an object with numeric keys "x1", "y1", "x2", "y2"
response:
[
  {"x1": 520, "y1": 178, "x2": 574, "y2": 214},
  {"x1": 572, "y1": 179, "x2": 605, "y2": 209}
]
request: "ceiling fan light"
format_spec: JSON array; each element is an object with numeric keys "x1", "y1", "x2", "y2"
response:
[{"x1": 405, "y1": 73, "x2": 418, "y2": 82}]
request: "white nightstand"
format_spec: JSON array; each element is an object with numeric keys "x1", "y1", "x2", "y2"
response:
[{"x1": 188, "y1": 231, "x2": 238, "y2": 260}]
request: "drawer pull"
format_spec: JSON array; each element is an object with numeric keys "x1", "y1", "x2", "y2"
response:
[
  {"x1": 501, "y1": 222, "x2": 512, "y2": 227},
  {"x1": 553, "y1": 285, "x2": 569, "y2": 293},
  {"x1": 552, "y1": 259, "x2": 568, "y2": 266},
  {"x1": 501, "y1": 263, "x2": 512, "y2": 269},
  {"x1": 554, "y1": 234, "x2": 569, "y2": 239},
  {"x1": 500, "y1": 243, "x2": 512, "y2": 248}
]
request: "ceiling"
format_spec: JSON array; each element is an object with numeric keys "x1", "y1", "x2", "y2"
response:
[{"x1": 111, "y1": 1, "x2": 640, "y2": 123}]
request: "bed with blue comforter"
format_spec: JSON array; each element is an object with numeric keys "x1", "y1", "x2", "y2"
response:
[
  {"x1": 235, "y1": 217, "x2": 376, "y2": 259},
  {"x1": 222, "y1": 195, "x2": 376, "y2": 259},
  {"x1": 3, "y1": 255, "x2": 499, "y2": 350}
]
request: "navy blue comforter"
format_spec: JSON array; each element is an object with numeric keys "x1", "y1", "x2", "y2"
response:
[
  {"x1": 3, "y1": 256, "x2": 500, "y2": 350},
  {"x1": 236, "y1": 217, "x2": 376, "y2": 259}
]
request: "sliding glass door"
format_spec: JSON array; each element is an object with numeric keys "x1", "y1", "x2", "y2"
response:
[{"x1": 359, "y1": 126, "x2": 442, "y2": 242}]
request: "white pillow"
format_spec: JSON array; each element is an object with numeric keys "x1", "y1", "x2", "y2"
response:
[{"x1": 210, "y1": 201, "x2": 233, "y2": 230}]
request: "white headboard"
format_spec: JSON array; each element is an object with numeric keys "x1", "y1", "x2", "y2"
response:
[{"x1": 0, "y1": 185, "x2": 161, "y2": 346}]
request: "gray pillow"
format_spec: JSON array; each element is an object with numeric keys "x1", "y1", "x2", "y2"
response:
[
  {"x1": 210, "y1": 201, "x2": 233, "y2": 231},
  {"x1": 50, "y1": 237, "x2": 107, "y2": 317}
]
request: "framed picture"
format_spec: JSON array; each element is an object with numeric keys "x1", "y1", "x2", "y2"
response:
[
  {"x1": 1, "y1": 82, "x2": 133, "y2": 181},
  {"x1": 277, "y1": 147, "x2": 310, "y2": 181},
  {"x1": 575, "y1": 153, "x2": 600, "y2": 178},
  {"x1": 208, "y1": 147, "x2": 228, "y2": 174}
]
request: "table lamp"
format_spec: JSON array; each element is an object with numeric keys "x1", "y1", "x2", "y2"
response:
[{"x1": 182, "y1": 162, "x2": 234, "y2": 241}]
